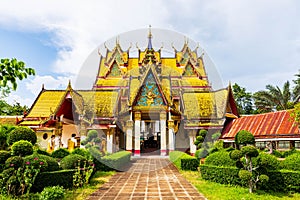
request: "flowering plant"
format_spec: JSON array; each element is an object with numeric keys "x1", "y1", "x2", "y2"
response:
[{"x1": 73, "y1": 160, "x2": 95, "y2": 188}]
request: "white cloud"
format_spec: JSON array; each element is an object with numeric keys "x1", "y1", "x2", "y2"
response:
[{"x1": 0, "y1": 0, "x2": 299, "y2": 102}]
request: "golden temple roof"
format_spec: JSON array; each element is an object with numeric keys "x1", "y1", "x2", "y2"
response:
[{"x1": 26, "y1": 90, "x2": 65, "y2": 118}]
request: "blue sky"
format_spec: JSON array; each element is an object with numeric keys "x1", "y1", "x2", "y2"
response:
[{"x1": 1, "y1": 0, "x2": 300, "y2": 106}]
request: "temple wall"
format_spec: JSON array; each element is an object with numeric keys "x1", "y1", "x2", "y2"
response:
[{"x1": 62, "y1": 124, "x2": 78, "y2": 148}]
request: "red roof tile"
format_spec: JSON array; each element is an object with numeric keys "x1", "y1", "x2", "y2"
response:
[{"x1": 222, "y1": 110, "x2": 300, "y2": 139}]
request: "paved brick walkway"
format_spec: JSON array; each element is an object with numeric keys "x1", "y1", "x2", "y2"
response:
[{"x1": 87, "y1": 157, "x2": 206, "y2": 200}]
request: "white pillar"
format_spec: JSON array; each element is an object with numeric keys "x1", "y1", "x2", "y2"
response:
[
  {"x1": 126, "y1": 120, "x2": 133, "y2": 153},
  {"x1": 168, "y1": 120, "x2": 175, "y2": 152},
  {"x1": 107, "y1": 129, "x2": 113, "y2": 153},
  {"x1": 189, "y1": 130, "x2": 197, "y2": 156},
  {"x1": 134, "y1": 112, "x2": 141, "y2": 156},
  {"x1": 160, "y1": 111, "x2": 167, "y2": 156}
]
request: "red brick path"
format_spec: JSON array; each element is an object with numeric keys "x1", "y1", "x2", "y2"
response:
[{"x1": 87, "y1": 158, "x2": 206, "y2": 200}]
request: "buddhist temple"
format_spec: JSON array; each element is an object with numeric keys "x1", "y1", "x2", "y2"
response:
[{"x1": 19, "y1": 28, "x2": 238, "y2": 156}]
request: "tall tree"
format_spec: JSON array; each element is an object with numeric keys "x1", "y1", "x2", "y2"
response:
[
  {"x1": 253, "y1": 81, "x2": 294, "y2": 113},
  {"x1": 293, "y1": 71, "x2": 300, "y2": 102},
  {"x1": 232, "y1": 83, "x2": 254, "y2": 114},
  {"x1": 0, "y1": 58, "x2": 35, "y2": 97}
]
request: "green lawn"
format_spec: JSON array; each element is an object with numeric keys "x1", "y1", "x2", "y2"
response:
[
  {"x1": 64, "y1": 171, "x2": 116, "y2": 200},
  {"x1": 181, "y1": 170, "x2": 300, "y2": 200}
]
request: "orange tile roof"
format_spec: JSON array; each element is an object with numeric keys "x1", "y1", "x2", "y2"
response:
[{"x1": 222, "y1": 110, "x2": 300, "y2": 139}]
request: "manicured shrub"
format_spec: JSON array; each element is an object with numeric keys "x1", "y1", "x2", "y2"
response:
[
  {"x1": 283, "y1": 148, "x2": 298, "y2": 158},
  {"x1": 181, "y1": 157, "x2": 199, "y2": 171},
  {"x1": 241, "y1": 146, "x2": 259, "y2": 157},
  {"x1": 36, "y1": 149, "x2": 51, "y2": 156},
  {"x1": 281, "y1": 152, "x2": 300, "y2": 171},
  {"x1": 51, "y1": 148, "x2": 70, "y2": 159},
  {"x1": 40, "y1": 186, "x2": 65, "y2": 200},
  {"x1": 71, "y1": 148, "x2": 91, "y2": 159},
  {"x1": 0, "y1": 150, "x2": 11, "y2": 164},
  {"x1": 234, "y1": 130, "x2": 255, "y2": 146},
  {"x1": 32, "y1": 170, "x2": 76, "y2": 192},
  {"x1": 229, "y1": 149, "x2": 243, "y2": 161},
  {"x1": 60, "y1": 154, "x2": 87, "y2": 170},
  {"x1": 195, "y1": 148, "x2": 208, "y2": 159},
  {"x1": 11, "y1": 140, "x2": 33, "y2": 157},
  {"x1": 24, "y1": 153, "x2": 60, "y2": 172},
  {"x1": 169, "y1": 151, "x2": 199, "y2": 171},
  {"x1": 5, "y1": 156, "x2": 24, "y2": 169},
  {"x1": 199, "y1": 165, "x2": 241, "y2": 185},
  {"x1": 272, "y1": 150, "x2": 284, "y2": 158},
  {"x1": 101, "y1": 151, "x2": 131, "y2": 171},
  {"x1": 205, "y1": 151, "x2": 236, "y2": 167},
  {"x1": 256, "y1": 152, "x2": 280, "y2": 170},
  {"x1": 0, "y1": 125, "x2": 16, "y2": 150},
  {"x1": 7, "y1": 126, "x2": 37, "y2": 145}
]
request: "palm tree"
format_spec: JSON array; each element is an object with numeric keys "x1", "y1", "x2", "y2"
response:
[
  {"x1": 293, "y1": 71, "x2": 300, "y2": 102},
  {"x1": 253, "y1": 81, "x2": 294, "y2": 113}
]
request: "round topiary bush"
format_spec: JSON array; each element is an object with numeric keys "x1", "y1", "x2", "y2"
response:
[
  {"x1": 7, "y1": 126, "x2": 37, "y2": 145},
  {"x1": 40, "y1": 186, "x2": 65, "y2": 200},
  {"x1": 195, "y1": 148, "x2": 209, "y2": 159},
  {"x1": 281, "y1": 152, "x2": 300, "y2": 171},
  {"x1": 11, "y1": 140, "x2": 33, "y2": 157},
  {"x1": 60, "y1": 154, "x2": 87, "y2": 170},
  {"x1": 0, "y1": 150, "x2": 11, "y2": 164},
  {"x1": 205, "y1": 150, "x2": 236, "y2": 167},
  {"x1": 256, "y1": 152, "x2": 280, "y2": 170},
  {"x1": 71, "y1": 148, "x2": 91, "y2": 159},
  {"x1": 229, "y1": 149, "x2": 243, "y2": 160},
  {"x1": 51, "y1": 148, "x2": 70, "y2": 159},
  {"x1": 24, "y1": 153, "x2": 58, "y2": 172},
  {"x1": 5, "y1": 156, "x2": 24, "y2": 169},
  {"x1": 235, "y1": 130, "x2": 255, "y2": 145},
  {"x1": 239, "y1": 169, "x2": 252, "y2": 181},
  {"x1": 87, "y1": 130, "x2": 98, "y2": 140},
  {"x1": 241, "y1": 146, "x2": 259, "y2": 157}
]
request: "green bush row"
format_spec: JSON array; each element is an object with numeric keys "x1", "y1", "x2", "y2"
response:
[
  {"x1": 199, "y1": 165, "x2": 241, "y2": 185},
  {"x1": 200, "y1": 164, "x2": 300, "y2": 192},
  {"x1": 169, "y1": 151, "x2": 199, "y2": 171},
  {"x1": 32, "y1": 169, "x2": 76, "y2": 192},
  {"x1": 99, "y1": 151, "x2": 131, "y2": 171}
]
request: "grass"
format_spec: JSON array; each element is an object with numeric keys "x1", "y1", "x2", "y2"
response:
[
  {"x1": 64, "y1": 171, "x2": 115, "y2": 200},
  {"x1": 181, "y1": 170, "x2": 300, "y2": 200}
]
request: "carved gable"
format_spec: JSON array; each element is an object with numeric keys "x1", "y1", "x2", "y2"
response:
[{"x1": 135, "y1": 72, "x2": 165, "y2": 106}]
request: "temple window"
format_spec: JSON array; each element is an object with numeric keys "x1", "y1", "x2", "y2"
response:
[{"x1": 278, "y1": 141, "x2": 290, "y2": 149}]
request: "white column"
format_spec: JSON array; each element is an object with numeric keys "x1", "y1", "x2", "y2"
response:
[
  {"x1": 189, "y1": 130, "x2": 197, "y2": 156},
  {"x1": 168, "y1": 120, "x2": 175, "y2": 152},
  {"x1": 107, "y1": 129, "x2": 113, "y2": 153},
  {"x1": 160, "y1": 111, "x2": 167, "y2": 156},
  {"x1": 134, "y1": 112, "x2": 141, "y2": 156},
  {"x1": 126, "y1": 120, "x2": 133, "y2": 153}
]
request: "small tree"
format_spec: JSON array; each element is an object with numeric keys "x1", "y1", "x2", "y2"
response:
[
  {"x1": 7, "y1": 127, "x2": 37, "y2": 145},
  {"x1": 11, "y1": 140, "x2": 33, "y2": 157},
  {"x1": 81, "y1": 130, "x2": 101, "y2": 148},
  {"x1": 194, "y1": 129, "x2": 207, "y2": 149},
  {"x1": 230, "y1": 130, "x2": 268, "y2": 193}
]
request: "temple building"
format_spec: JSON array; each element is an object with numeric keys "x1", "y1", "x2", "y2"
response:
[{"x1": 18, "y1": 29, "x2": 238, "y2": 156}]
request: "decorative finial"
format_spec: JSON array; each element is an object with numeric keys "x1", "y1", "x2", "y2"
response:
[
  {"x1": 127, "y1": 42, "x2": 132, "y2": 51},
  {"x1": 147, "y1": 25, "x2": 153, "y2": 49},
  {"x1": 42, "y1": 84, "x2": 45, "y2": 90},
  {"x1": 98, "y1": 48, "x2": 102, "y2": 56},
  {"x1": 67, "y1": 80, "x2": 72, "y2": 90}
]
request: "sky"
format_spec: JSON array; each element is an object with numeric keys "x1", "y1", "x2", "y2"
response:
[{"x1": 0, "y1": 0, "x2": 300, "y2": 107}]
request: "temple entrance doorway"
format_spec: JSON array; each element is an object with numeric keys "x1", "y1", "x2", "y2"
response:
[{"x1": 140, "y1": 121, "x2": 160, "y2": 155}]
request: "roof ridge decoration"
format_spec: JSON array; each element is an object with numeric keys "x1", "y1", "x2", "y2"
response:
[{"x1": 131, "y1": 65, "x2": 169, "y2": 107}]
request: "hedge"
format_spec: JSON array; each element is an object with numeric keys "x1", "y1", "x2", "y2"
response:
[
  {"x1": 205, "y1": 150, "x2": 236, "y2": 167},
  {"x1": 199, "y1": 164, "x2": 300, "y2": 192},
  {"x1": 169, "y1": 151, "x2": 199, "y2": 171},
  {"x1": 32, "y1": 169, "x2": 76, "y2": 192},
  {"x1": 199, "y1": 165, "x2": 241, "y2": 185},
  {"x1": 99, "y1": 151, "x2": 131, "y2": 171}
]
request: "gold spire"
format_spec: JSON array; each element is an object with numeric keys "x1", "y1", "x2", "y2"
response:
[{"x1": 147, "y1": 25, "x2": 153, "y2": 49}]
